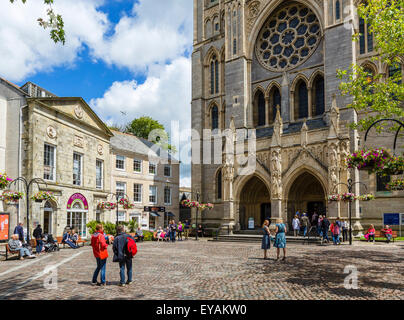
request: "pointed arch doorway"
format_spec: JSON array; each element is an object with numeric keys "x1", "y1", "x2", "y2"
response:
[
  {"x1": 238, "y1": 175, "x2": 271, "y2": 230},
  {"x1": 286, "y1": 171, "x2": 326, "y2": 227}
]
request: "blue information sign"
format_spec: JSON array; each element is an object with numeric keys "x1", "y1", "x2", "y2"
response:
[{"x1": 383, "y1": 213, "x2": 400, "y2": 226}]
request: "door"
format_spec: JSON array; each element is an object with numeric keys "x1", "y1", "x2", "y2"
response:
[
  {"x1": 43, "y1": 211, "x2": 52, "y2": 234},
  {"x1": 260, "y1": 203, "x2": 271, "y2": 227}
]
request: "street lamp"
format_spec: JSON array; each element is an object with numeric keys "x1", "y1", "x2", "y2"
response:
[
  {"x1": 105, "y1": 192, "x2": 131, "y2": 229},
  {"x1": 8, "y1": 177, "x2": 48, "y2": 243},
  {"x1": 332, "y1": 178, "x2": 368, "y2": 245}
]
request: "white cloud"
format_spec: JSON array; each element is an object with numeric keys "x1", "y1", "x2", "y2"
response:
[{"x1": 0, "y1": 0, "x2": 108, "y2": 81}]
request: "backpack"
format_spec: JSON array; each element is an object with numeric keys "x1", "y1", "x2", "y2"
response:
[{"x1": 126, "y1": 235, "x2": 137, "y2": 258}]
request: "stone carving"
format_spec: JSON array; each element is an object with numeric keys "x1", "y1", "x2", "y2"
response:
[
  {"x1": 271, "y1": 148, "x2": 282, "y2": 199},
  {"x1": 248, "y1": 1, "x2": 260, "y2": 19},
  {"x1": 300, "y1": 118, "x2": 308, "y2": 148},
  {"x1": 328, "y1": 94, "x2": 340, "y2": 138},
  {"x1": 271, "y1": 105, "x2": 283, "y2": 147},
  {"x1": 97, "y1": 144, "x2": 104, "y2": 155},
  {"x1": 74, "y1": 135, "x2": 84, "y2": 148},
  {"x1": 340, "y1": 140, "x2": 350, "y2": 167},
  {"x1": 46, "y1": 126, "x2": 57, "y2": 139},
  {"x1": 328, "y1": 142, "x2": 340, "y2": 193},
  {"x1": 74, "y1": 105, "x2": 84, "y2": 119}
]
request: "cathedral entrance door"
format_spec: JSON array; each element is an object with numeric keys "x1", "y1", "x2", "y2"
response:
[{"x1": 260, "y1": 203, "x2": 271, "y2": 226}]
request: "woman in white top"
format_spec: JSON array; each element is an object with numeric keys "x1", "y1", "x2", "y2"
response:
[{"x1": 292, "y1": 215, "x2": 300, "y2": 237}]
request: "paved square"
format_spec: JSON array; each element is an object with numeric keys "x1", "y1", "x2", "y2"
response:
[{"x1": 0, "y1": 240, "x2": 403, "y2": 300}]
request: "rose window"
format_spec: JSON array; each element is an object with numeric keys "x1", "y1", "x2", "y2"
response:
[{"x1": 255, "y1": 2, "x2": 322, "y2": 72}]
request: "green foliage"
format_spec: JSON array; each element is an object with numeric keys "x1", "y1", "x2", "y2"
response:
[
  {"x1": 128, "y1": 220, "x2": 138, "y2": 233},
  {"x1": 142, "y1": 230, "x2": 154, "y2": 241},
  {"x1": 86, "y1": 220, "x2": 100, "y2": 235},
  {"x1": 9, "y1": 0, "x2": 65, "y2": 45},
  {"x1": 104, "y1": 222, "x2": 117, "y2": 236},
  {"x1": 337, "y1": 0, "x2": 404, "y2": 132},
  {"x1": 124, "y1": 116, "x2": 177, "y2": 153}
]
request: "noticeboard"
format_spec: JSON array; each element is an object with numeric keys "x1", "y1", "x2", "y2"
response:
[
  {"x1": 0, "y1": 213, "x2": 10, "y2": 243},
  {"x1": 383, "y1": 213, "x2": 400, "y2": 226}
]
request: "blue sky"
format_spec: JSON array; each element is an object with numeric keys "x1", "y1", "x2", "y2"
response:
[{"x1": 0, "y1": 0, "x2": 193, "y2": 186}]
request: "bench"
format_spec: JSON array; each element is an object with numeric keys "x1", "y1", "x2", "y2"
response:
[
  {"x1": 374, "y1": 230, "x2": 398, "y2": 242},
  {"x1": 56, "y1": 236, "x2": 85, "y2": 248},
  {"x1": 6, "y1": 244, "x2": 21, "y2": 260}
]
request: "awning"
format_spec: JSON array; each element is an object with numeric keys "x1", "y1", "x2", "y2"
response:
[
  {"x1": 166, "y1": 212, "x2": 175, "y2": 217},
  {"x1": 150, "y1": 212, "x2": 160, "y2": 217}
]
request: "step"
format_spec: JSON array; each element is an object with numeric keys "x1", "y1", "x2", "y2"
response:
[{"x1": 212, "y1": 234, "x2": 322, "y2": 243}]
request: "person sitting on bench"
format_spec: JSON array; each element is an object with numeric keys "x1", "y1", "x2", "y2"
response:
[
  {"x1": 135, "y1": 227, "x2": 144, "y2": 242},
  {"x1": 62, "y1": 230, "x2": 79, "y2": 249},
  {"x1": 197, "y1": 224, "x2": 204, "y2": 238},
  {"x1": 381, "y1": 225, "x2": 393, "y2": 243},
  {"x1": 8, "y1": 234, "x2": 36, "y2": 260}
]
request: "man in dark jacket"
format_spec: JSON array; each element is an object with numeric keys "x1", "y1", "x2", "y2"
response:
[
  {"x1": 113, "y1": 225, "x2": 134, "y2": 286},
  {"x1": 14, "y1": 223, "x2": 24, "y2": 242},
  {"x1": 321, "y1": 217, "x2": 330, "y2": 244},
  {"x1": 33, "y1": 225, "x2": 43, "y2": 254}
]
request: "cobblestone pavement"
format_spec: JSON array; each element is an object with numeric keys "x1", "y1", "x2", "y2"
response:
[{"x1": 0, "y1": 240, "x2": 403, "y2": 300}]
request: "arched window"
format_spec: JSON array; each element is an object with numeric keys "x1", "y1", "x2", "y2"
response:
[
  {"x1": 295, "y1": 80, "x2": 308, "y2": 120},
  {"x1": 389, "y1": 63, "x2": 402, "y2": 84},
  {"x1": 272, "y1": 87, "x2": 281, "y2": 122},
  {"x1": 313, "y1": 75, "x2": 325, "y2": 116},
  {"x1": 211, "y1": 105, "x2": 219, "y2": 130},
  {"x1": 217, "y1": 169, "x2": 222, "y2": 199},
  {"x1": 253, "y1": 90, "x2": 266, "y2": 127},
  {"x1": 359, "y1": 18, "x2": 373, "y2": 54},
  {"x1": 335, "y1": 1, "x2": 341, "y2": 21},
  {"x1": 210, "y1": 55, "x2": 219, "y2": 95}
]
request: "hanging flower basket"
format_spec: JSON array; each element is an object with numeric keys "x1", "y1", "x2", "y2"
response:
[
  {"x1": 31, "y1": 191, "x2": 55, "y2": 203},
  {"x1": 199, "y1": 203, "x2": 214, "y2": 210},
  {"x1": 98, "y1": 201, "x2": 117, "y2": 210},
  {"x1": 118, "y1": 198, "x2": 129, "y2": 206},
  {"x1": 386, "y1": 179, "x2": 404, "y2": 191},
  {"x1": 347, "y1": 149, "x2": 390, "y2": 173},
  {"x1": 1, "y1": 190, "x2": 24, "y2": 204},
  {"x1": 340, "y1": 193, "x2": 357, "y2": 202},
  {"x1": 357, "y1": 194, "x2": 375, "y2": 201},
  {"x1": 181, "y1": 199, "x2": 200, "y2": 208},
  {"x1": 327, "y1": 194, "x2": 340, "y2": 202},
  {"x1": 0, "y1": 173, "x2": 12, "y2": 190},
  {"x1": 123, "y1": 202, "x2": 135, "y2": 210},
  {"x1": 382, "y1": 156, "x2": 404, "y2": 175}
]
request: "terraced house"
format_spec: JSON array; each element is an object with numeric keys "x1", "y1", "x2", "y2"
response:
[{"x1": 191, "y1": 0, "x2": 404, "y2": 233}]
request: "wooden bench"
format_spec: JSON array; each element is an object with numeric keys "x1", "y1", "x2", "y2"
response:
[
  {"x1": 375, "y1": 230, "x2": 398, "y2": 242},
  {"x1": 6, "y1": 244, "x2": 21, "y2": 260},
  {"x1": 56, "y1": 236, "x2": 86, "y2": 248}
]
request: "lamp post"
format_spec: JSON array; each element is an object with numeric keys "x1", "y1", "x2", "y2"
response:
[
  {"x1": 106, "y1": 192, "x2": 130, "y2": 230},
  {"x1": 364, "y1": 119, "x2": 404, "y2": 155},
  {"x1": 332, "y1": 178, "x2": 368, "y2": 245},
  {"x1": 8, "y1": 177, "x2": 48, "y2": 243}
]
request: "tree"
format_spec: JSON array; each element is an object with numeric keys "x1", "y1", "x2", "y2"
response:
[
  {"x1": 125, "y1": 116, "x2": 177, "y2": 153},
  {"x1": 9, "y1": 0, "x2": 65, "y2": 45},
  {"x1": 337, "y1": 0, "x2": 404, "y2": 132}
]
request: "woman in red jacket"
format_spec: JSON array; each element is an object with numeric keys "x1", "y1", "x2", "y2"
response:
[{"x1": 91, "y1": 224, "x2": 109, "y2": 286}]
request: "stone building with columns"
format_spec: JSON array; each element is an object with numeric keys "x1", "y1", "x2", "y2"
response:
[
  {"x1": 20, "y1": 96, "x2": 113, "y2": 238},
  {"x1": 191, "y1": 0, "x2": 404, "y2": 232}
]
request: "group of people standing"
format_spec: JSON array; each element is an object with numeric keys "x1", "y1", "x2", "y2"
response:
[
  {"x1": 91, "y1": 224, "x2": 137, "y2": 287},
  {"x1": 292, "y1": 212, "x2": 349, "y2": 245},
  {"x1": 262, "y1": 219, "x2": 287, "y2": 261},
  {"x1": 155, "y1": 220, "x2": 194, "y2": 242}
]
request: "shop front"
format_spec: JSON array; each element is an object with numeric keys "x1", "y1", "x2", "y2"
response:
[{"x1": 67, "y1": 193, "x2": 89, "y2": 238}]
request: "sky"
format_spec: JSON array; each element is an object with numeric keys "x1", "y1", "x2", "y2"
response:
[{"x1": 0, "y1": 0, "x2": 193, "y2": 187}]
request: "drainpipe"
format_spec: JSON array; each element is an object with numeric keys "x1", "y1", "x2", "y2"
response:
[{"x1": 18, "y1": 103, "x2": 27, "y2": 223}]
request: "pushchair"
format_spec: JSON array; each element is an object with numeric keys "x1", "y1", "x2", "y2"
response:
[{"x1": 43, "y1": 234, "x2": 60, "y2": 252}]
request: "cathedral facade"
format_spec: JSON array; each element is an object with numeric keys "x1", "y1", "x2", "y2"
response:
[{"x1": 191, "y1": 0, "x2": 404, "y2": 233}]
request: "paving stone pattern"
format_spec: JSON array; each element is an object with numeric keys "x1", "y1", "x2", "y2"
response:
[{"x1": 0, "y1": 240, "x2": 403, "y2": 300}]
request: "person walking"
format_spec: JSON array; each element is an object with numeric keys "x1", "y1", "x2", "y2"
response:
[
  {"x1": 341, "y1": 219, "x2": 349, "y2": 242},
  {"x1": 113, "y1": 225, "x2": 136, "y2": 286},
  {"x1": 177, "y1": 221, "x2": 183, "y2": 241},
  {"x1": 292, "y1": 215, "x2": 300, "y2": 237},
  {"x1": 301, "y1": 213, "x2": 310, "y2": 237},
  {"x1": 91, "y1": 224, "x2": 108, "y2": 286},
  {"x1": 317, "y1": 215, "x2": 323, "y2": 237},
  {"x1": 14, "y1": 222, "x2": 25, "y2": 242},
  {"x1": 330, "y1": 221, "x2": 341, "y2": 245},
  {"x1": 184, "y1": 220, "x2": 190, "y2": 240},
  {"x1": 261, "y1": 220, "x2": 271, "y2": 259},
  {"x1": 321, "y1": 216, "x2": 330, "y2": 244},
  {"x1": 33, "y1": 224, "x2": 44, "y2": 255},
  {"x1": 274, "y1": 218, "x2": 287, "y2": 261},
  {"x1": 169, "y1": 220, "x2": 177, "y2": 242}
]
